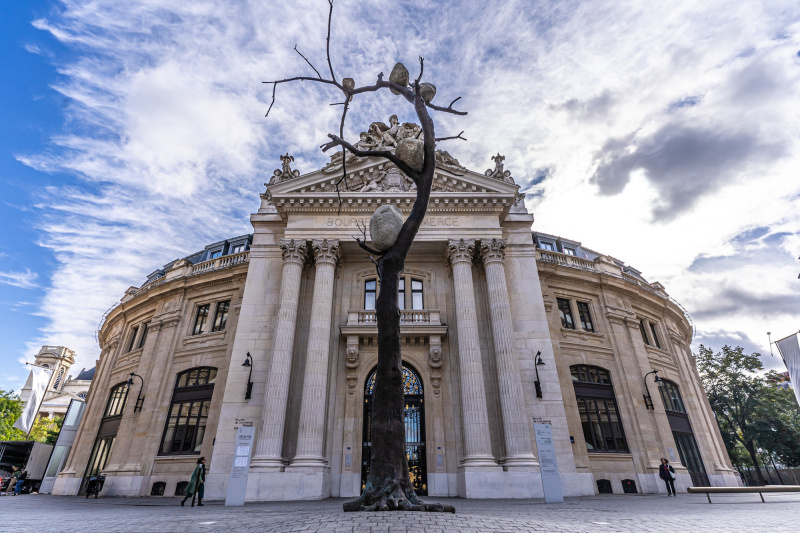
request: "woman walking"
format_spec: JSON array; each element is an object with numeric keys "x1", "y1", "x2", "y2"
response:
[
  {"x1": 181, "y1": 457, "x2": 206, "y2": 507},
  {"x1": 659, "y1": 458, "x2": 676, "y2": 496}
]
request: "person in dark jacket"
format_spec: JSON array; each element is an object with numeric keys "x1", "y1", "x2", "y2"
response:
[
  {"x1": 659, "y1": 458, "x2": 676, "y2": 496},
  {"x1": 181, "y1": 457, "x2": 206, "y2": 507},
  {"x1": 14, "y1": 469, "x2": 28, "y2": 496},
  {"x1": 4, "y1": 466, "x2": 20, "y2": 495}
]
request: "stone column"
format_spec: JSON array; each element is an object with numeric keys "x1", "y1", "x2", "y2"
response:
[
  {"x1": 290, "y1": 239, "x2": 340, "y2": 468},
  {"x1": 446, "y1": 239, "x2": 497, "y2": 466},
  {"x1": 251, "y1": 239, "x2": 307, "y2": 469},
  {"x1": 480, "y1": 239, "x2": 537, "y2": 467}
]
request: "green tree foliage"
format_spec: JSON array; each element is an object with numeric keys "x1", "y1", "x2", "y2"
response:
[
  {"x1": 0, "y1": 389, "x2": 25, "y2": 441},
  {"x1": 28, "y1": 415, "x2": 63, "y2": 445},
  {"x1": 697, "y1": 345, "x2": 800, "y2": 485}
]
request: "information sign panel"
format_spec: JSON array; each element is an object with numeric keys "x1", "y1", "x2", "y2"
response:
[
  {"x1": 534, "y1": 422, "x2": 564, "y2": 503},
  {"x1": 225, "y1": 426, "x2": 255, "y2": 506}
]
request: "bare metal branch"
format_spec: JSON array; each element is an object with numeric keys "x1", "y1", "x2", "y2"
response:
[
  {"x1": 320, "y1": 134, "x2": 420, "y2": 180},
  {"x1": 426, "y1": 96, "x2": 467, "y2": 116},
  {"x1": 414, "y1": 56, "x2": 424, "y2": 86},
  {"x1": 294, "y1": 45, "x2": 323, "y2": 79},
  {"x1": 326, "y1": 0, "x2": 337, "y2": 84},
  {"x1": 435, "y1": 131, "x2": 467, "y2": 142},
  {"x1": 263, "y1": 76, "x2": 338, "y2": 117}
]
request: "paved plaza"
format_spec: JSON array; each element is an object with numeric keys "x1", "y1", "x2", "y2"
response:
[{"x1": 1, "y1": 493, "x2": 799, "y2": 532}]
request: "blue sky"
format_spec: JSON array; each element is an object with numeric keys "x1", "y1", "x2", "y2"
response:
[{"x1": 1, "y1": 0, "x2": 799, "y2": 392}]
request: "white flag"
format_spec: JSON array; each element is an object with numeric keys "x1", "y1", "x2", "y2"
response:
[
  {"x1": 13, "y1": 366, "x2": 52, "y2": 434},
  {"x1": 775, "y1": 333, "x2": 800, "y2": 408}
]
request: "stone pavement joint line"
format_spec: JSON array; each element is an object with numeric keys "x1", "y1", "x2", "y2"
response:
[{"x1": 1, "y1": 494, "x2": 799, "y2": 532}]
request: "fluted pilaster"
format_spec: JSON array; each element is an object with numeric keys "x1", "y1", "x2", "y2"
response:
[
  {"x1": 290, "y1": 239, "x2": 340, "y2": 468},
  {"x1": 252, "y1": 239, "x2": 307, "y2": 468},
  {"x1": 447, "y1": 239, "x2": 497, "y2": 466},
  {"x1": 480, "y1": 238, "x2": 537, "y2": 466}
]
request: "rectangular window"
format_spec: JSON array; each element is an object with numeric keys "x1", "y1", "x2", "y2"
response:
[
  {"x1": 577, "y1": 397, "x2": 629, "y2": 452},
  {"x1": 230, "y1": 244, "x2": 245, "y2": 254},
  {"x1": 212, "y1": 300, "x2": 230, "y2": 332},
  {"x1": 398, "y1": 278, "x2": 405, "y2": 310},
  {"x1": 193, "y1": 304, "x2": 210, "y2": 335},
  {"x1": 126, "y1": 325, "x2": 139, "y2": 352},
  {"x1": 540, "y1": 241, "x2": 555, "y2": 251},
  {"x1": 564, "y1": 247, "x2": 576, "y2": 256},
  {"x1": 557, "y1": 298, "x2": 575, "y2": 329},
  {"x1": 137, "y1": 322, "x2": 149, "y2": 349},
  {"x1": 577, "y1": 302, "x2": 594, "y2": 332},
  {"x1": 411, "y1": 279, "x2": 424, "y2": 310},
  {"x1": 639, "y1": 320, "x2": 650, "y2": 345},
  {"x1": 364, "y1": 280, "x2": 377, "y2": 311},
  {"x1": 160, "y1": 400, "x2": 211, "y2": 455},
  {"x1": 209, "y1": 250, "x2": 222, "y2": 259},
  {"x1": 649, "y1": 322, "x2": 662, "y2": 349}
]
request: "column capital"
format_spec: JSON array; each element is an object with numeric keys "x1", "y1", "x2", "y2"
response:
[
  {"x1": 446, "y1": 239, "x2": 476, "y2": 265},
  {"x1": 279, "y1": 238, "x2": 308, "y2": 265},
  {"x1": 311, "y1": 239, "x2": 340, "y2": 266},
  {"x1": 479, "y1": 238, "x2": 507, "y2": 265}
]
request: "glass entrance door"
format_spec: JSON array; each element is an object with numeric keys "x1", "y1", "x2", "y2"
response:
[
  {"x1": 362, "y1": 364, "x2": 427, "y2": 495},
  {"x1": 673, "y1": 431, "x2": 709, "y2": 487}
]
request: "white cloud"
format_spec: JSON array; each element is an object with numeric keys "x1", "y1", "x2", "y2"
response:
[
  {"x1": 16, "y1": 0, "x2": 800, "y2": 374},
  {"x1": 0, "y1": 269, "x2": 39, "y2": 289}
]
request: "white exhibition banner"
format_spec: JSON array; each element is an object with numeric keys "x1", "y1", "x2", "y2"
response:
[
  {"x1": 225, "y1": 425, "x2": 255, "y2": 506},
  {"x1": 534, "y1": 422, "x2": 564, "y2": 503},
  {"x1": 775, "y1": 333, "x2": 800, "y2": 407},
  {"x1": 13, "y1": 366, "x2": 52, "y2": 434}
]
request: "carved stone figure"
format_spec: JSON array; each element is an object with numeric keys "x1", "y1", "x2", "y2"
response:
[
  {"x1": 435, "y1": 149, "x2": 464, "y2": 169},
  {"x1": 270, "y1": 153, "x2": 301, "y2": 184},
  {"x1": 485, "y1": 153, "x2": 514, "y2": 183}
]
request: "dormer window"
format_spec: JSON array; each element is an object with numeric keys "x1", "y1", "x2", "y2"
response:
[
  {"x1": 564, "y1": 247, "x2": 576, "y2": 256},
  {"x1": 209, "y1": 250, "x2": 222, "y2": 259},
  {"x1": 230, "y1": 244, "x2": 245, "y2": 254},
  {"x1": 540, "y1": 241, "x2": 555, "y2": 251}
]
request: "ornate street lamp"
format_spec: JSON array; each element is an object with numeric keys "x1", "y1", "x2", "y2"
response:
[
  {"x1": 642, "y1": 369, "x2": 663, "y2": 410},
  {"x1": 127, "y1": 373, "x2": 145, "y2": 412},
  {"x1": 242, "y1": 352, "x2": 254, "y2": 400},
  {"x1": 534, "y1": 351, "x2": 546, "y2": 399}
]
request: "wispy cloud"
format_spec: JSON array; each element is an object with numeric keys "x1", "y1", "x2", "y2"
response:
[
  {"x1": 14, "y1": 0, "x2": 800, "y2": 373},
  {"x1": 0, "y1": 269, "x2": 38, "y2": 289}
]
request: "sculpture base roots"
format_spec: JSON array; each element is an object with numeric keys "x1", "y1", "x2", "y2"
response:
[{"x1": 343, "y1": 479, "x2": 455, "y2": 513}]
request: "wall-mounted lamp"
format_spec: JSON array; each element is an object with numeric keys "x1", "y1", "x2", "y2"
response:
[
  {"x1": 242, "y1": 352, "x2": 254, "y2": 400},
  {"x1": 127, "y1": 372, "x2": 145, "y2": 412},
  {"x1": 534, "y1": 351, "x2": 546, "y2": 399},
  {"x1": 642, "y1": 369, "x2": 662, "y2": 410}
]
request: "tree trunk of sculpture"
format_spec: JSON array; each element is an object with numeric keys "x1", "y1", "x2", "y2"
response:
[{"x1": 265, "y1": 0, "x2": 464, "y2": 512}]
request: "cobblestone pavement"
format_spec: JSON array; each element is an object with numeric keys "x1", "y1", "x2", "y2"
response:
[{"x1": 1, "y1": 493, "x2": 798, "y2": 532}]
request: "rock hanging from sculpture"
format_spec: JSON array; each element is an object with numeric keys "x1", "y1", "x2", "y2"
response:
[
  {"x1": 419, "y1": 82, "x2": 436, "y2": 103},
  {"x1": 343, "y1": 77, "x2": 355, "y2": 90},
  {"x1": 369, "y1": 205, "x2": 404, "y2": 251},
  {"x1": 389, "y1": 63, "x2": 409, "y2": 95},
  {"x1": 395, "y1": 138, "x2": 425, "y2": 172}
]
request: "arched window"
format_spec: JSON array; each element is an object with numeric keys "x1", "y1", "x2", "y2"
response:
[
  {"x1": 659, "y1": 380, "x2": 686, "y2": 413},
  {"x1": 53, "y1": 367, "x2": 65, "y2": 389},
  {"x1": 570, "y1": 365, "x2": 629, "y2": 453},
  {"x1": 159, "y1": 367, "x2": 217, "y2": 455},
  {"x1": 104, "y1": 382, "x2": 129, "y2": 418}
]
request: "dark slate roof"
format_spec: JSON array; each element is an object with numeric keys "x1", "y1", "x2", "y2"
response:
[{"x1": 74, "y1": 367, "x2": 96, "y2": 381}]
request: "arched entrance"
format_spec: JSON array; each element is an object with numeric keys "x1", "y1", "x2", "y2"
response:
[{"x1": 361, "y1": 363, "x2": 427, "y2": 495}]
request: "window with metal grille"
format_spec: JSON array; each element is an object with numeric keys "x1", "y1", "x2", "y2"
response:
[
  {"x1": 577, "y1": 301, "x2": 594, "y2": 332},
  {"x1": 211, "y1": 301, "x2": 230, "y2": 332},
  {"x1": 192, "y1": 304, "x2": 210, "y2": 335},
  {"x1": 103, "y1": 383, "x2": 129, "y2": 418},
  {"x1": 159, "y1": 367, "x2": 217, "y2": 455},
  {"x1": 659, "y1": 380, "x2": 686, "y2": 413},
  {"x1": 557, "y1": 298, "x2": 575, "y2": 329},
  {"x1": 571, "y1": 365, "x2": 629, "y2": 453}
]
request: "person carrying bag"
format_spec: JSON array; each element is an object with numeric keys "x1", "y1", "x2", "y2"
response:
[
  {"x1": 659, "y1": 458, "x2": 677, "y2": 497},
  {"x1": 181, "y1": 457, "x2": 206, "y2": 507}
]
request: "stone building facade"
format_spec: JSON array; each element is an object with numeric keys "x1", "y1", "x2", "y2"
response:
[
  {"x1": 20, "y1": 346, "x2": 93, "y2": 419},
  {"x1": 52, "y1": 120, "x2": 739, "y2": 500}
]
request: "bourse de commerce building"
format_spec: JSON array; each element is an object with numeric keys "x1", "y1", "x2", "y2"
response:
[{"x1": 50, "y1": 118, "x2": 740, "y2": 501}]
